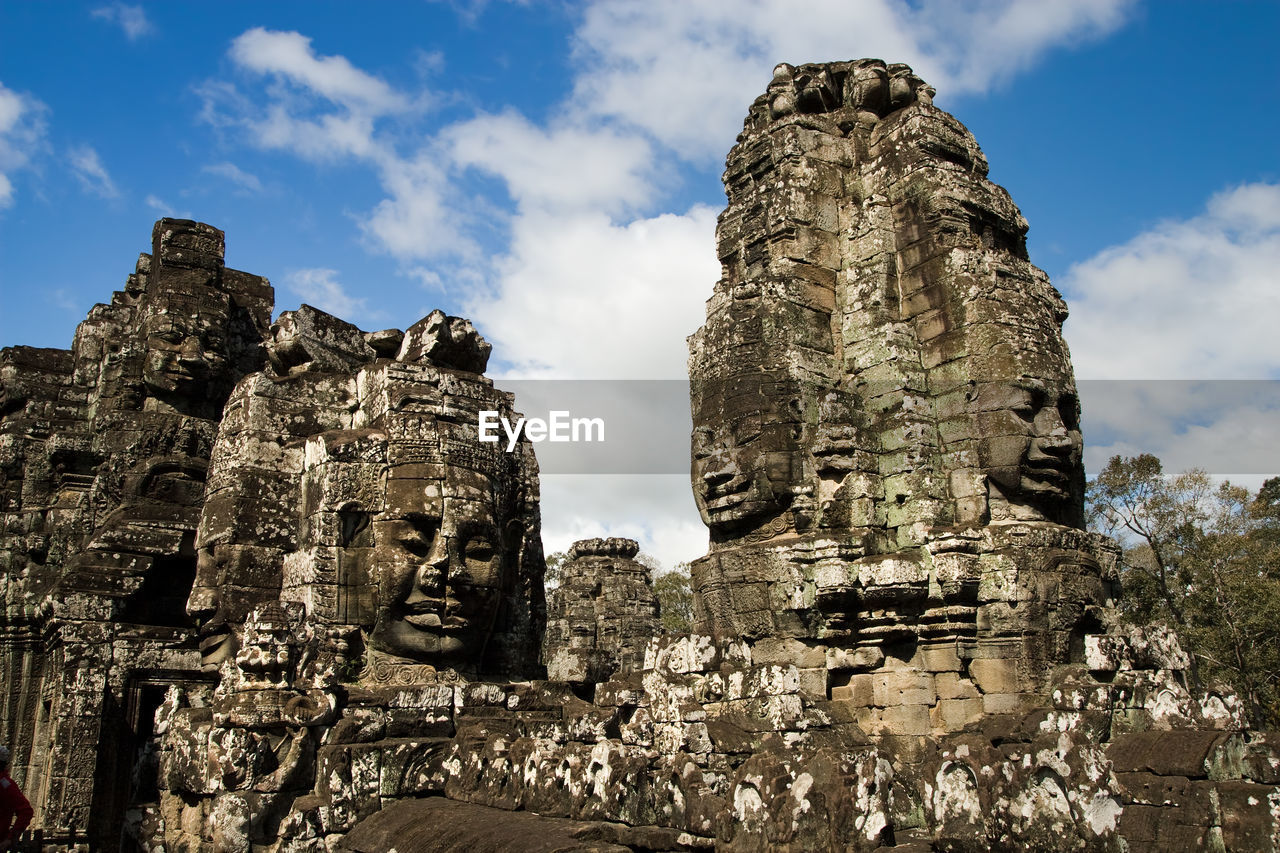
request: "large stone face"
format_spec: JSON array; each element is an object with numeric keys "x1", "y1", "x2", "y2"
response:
[
  {"x1": 687, "y1": 60, "x2": 1107, "y2": 719},
  {"x1": 190, "y1": 304, "x2": 545, "y2": 683}
]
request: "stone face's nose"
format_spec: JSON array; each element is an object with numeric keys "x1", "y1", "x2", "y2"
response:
[
  {"x1": 405, "y1": 535, "x2": 450, "y2": 606},
  {"x1": 703, "y1": 462, "x2": 736, "y2": 488},
  {"x1": 1032, "y1": 407, "x2": 1078, "y2": 459},
  {"x1": 178, "y1": 336, "x2": 205, "y2": 363},
  {"x1": 185, "y1": 584, "x2": 218, "y2": 620}
]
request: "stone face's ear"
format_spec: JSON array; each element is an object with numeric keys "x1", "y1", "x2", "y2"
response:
[
  {"x1": 503, "y1": 519, "x2": 525, "y2": 570},
  {"x1": 396, "y1": 310, "x2": 492, "y2": 373}
]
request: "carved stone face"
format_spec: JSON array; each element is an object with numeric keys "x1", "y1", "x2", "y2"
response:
[
  {"x1": 972, "y1": 381, "x2": 1082, "y2": 522},
  {"x1": 189, "y1": 547, "x2": 236, "y2": 672},
  {"x1": 141, "y1": 305, "x2": 230, "y2": 397},
  {"x1": 188, "y1": 544, "x2": 277, "y2": 673},
  {"x1": 691, "y1": 380, "x2": 804, "y2": 537},
  {"x1": 369, "y1": 476, "x2": 509, "y2": 667}
]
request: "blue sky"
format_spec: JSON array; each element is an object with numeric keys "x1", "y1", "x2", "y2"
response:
[{"x1": 2, "y1": 1, "x2": 1278, "y2": 564}]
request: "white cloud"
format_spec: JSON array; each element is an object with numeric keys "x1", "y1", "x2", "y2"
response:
[
  {"x1": 1080, "y1": 380, "x2": 1280, "y2": 480},
  {"x1": 203, "y1": 29, "x2": 471, "y2": 262},
  {"x1": 570, "y1": 0, "x2": 1134, "y2": 160},
  {"x1": 285, "y1": 267, "x2": 379, "y2": 323},
  {"x1": 539, "y1": 475, "x2": 708, "y2": 568},
  {"x1": 407, "y1": 266, "x2": 445, "y2": 291},
  {"x1": 50, "y1": 288, "x2": 80, "y2": 313},
  {"x1": 446, "y1": 110, "x2": 657, "y2": 214},
  {"x1": 91, "y1": 3, "x2": 154, "y2": 41},
  {"x1": 217, "y1": 93, "x2": 383, "y2": 163},
  {"x1": 202, "y1": 161, "x2": 263, "y2": 194},
  {"x1": 1067, "y1": 184, "x2": 1280, "y2": 483},
  {"x1": 472, "y1": 206, "x2": 719, "y2": 379},
  {"x1": 900, "y1": 0, "x2": 1131, "y2": 94},
  {"x1": 144, "y1": 194, "x2": 190, "y2": 218},
  {"x1": 357, "y1": 150, "x2": 472, "y2": 261},
  {"x1": 0, "y1": 82, "x2": 47, "y2": 208},
  {"x1": 68, "y1": 145, "x2": 119, "y2": 198},
  {"x1": 1064, "y1": 182, "x2": 1280, "y2": 380},
  {"x1": 202, "y1": 30, "x2": 398, "y2": 163},
  {"x1": 229, "y1": 28, "x2": 409, "y2": 114}
]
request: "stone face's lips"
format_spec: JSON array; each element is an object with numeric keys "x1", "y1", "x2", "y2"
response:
[
  {"x1": 403, "y1": 612, "x2": 443, "y2": 629},
  {"x1": 400, "y1": 610, "x2": 470, "y2": 631},
  {"x1": 1023, "y1": 455, "x2": 1078, "y2": 494},
  {"x1": 1025, "y1": 462, "x2": 1070, "y2": 482},
  {"x1": 403, "y1": 598, "x2": 443, "y2": 614},
  {"x1": 703, "y1": 474, "x2": 751, "y2": 508},
  {"x1": 197, "y1": 628, "x2": 230, "y2": 654}
]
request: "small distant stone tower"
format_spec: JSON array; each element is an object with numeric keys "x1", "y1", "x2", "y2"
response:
[{"x1": 544, "y1": 538, "x2": 660, "y2": 685}]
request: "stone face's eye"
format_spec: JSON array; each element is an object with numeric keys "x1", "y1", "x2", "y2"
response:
[
  {"x1": 1011, "y1": 388, "x2": 1039, "y2": 421},
  {"x1": 399, "y1": 536, "x2": 430, "y2": 558},
  {"x1": 397, "y1": 518, "x2": 439, "y2": 558},
  {"x1": 465, "y1": 538, "x2": 495, "y2": 563},
  {"x1": 733, "y1": 415, "x2": 762, "y2": 444},
  {"x1": 461, "y1": 536, "x2": 499, "y2": 586}
]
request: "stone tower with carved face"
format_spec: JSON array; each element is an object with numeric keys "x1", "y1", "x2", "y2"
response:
[
  {"x1": 0, "y1": 219, "x2": 273, "y2": 844},
  {"x1": 188, "y1": 306, "x2": 546, "y2": 684},
  {"x1": 688, "y1": 60, "x2": 1111, "y2": 734}
]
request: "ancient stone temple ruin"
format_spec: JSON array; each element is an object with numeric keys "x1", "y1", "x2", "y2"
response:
[
  {"x1": 2, "y1": 60, "x2": 1279, "y2": 852},
  {"x1": 0, "y1": 220, "x2": 273, "y2": 846}
]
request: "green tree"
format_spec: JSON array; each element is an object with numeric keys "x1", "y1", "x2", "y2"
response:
[
  {"x1": 1088, "y1": 454, "x2": 1280, "y2": 726},
  {"x1": 652, "y1": 563, "x2": 694, "y2": 634},
  {"x1": 544, "y1": 550, "x2": 568, "y2": 590},
  {"x1": 636, "y1": 553, "x2": 694, "y2": 634}
]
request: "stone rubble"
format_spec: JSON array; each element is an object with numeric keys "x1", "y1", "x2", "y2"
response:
[{"x1": 0, "y1": 60, "x2": 1277, "y2": 852}]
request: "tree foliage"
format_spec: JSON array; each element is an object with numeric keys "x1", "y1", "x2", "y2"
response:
[
  {"x1": 1087, "y1": 454, "x2": 1280, "y2": 726},
  {"x1": 652, "y1": 564, "x2": 694, "y2": 634},
  {"x1": 636, "y1": 553, "x2": 694, "y2": 633},
  {"x1": 544, "y1": 550, "x2": 568, "y2": 590}
]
